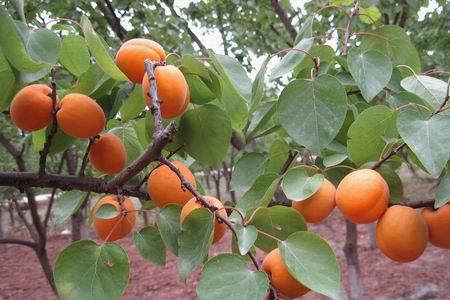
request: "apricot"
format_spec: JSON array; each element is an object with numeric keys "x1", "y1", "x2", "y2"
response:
[
  {"x1": 93, "y1": 195, "x2": 136, "y2": 242},
  {"x1": 147, "y1": 160, "x2": 196, "y2": 208},
  {"x1": 292, "y1": 179, "x2": 336, "y2": 223},
  {"x1": 56, "y1": 93, "x2": 106, "y2": 138},
  {"x1": 115, "y1": 38, "x2": 166, "y2": 83},
  {"x1": 261, "y1": 248, "x2": 310, "y2": 299},
  {"x1": 336, "y1": 169, "x2": 389, "y2": 224},
  {"x1": 142, "y1": 65, "x2": 188, "y2": 119},
  {"x1": 422, "y1": 204, "x2": 450, "y2": 249},
  {"x1": 10, "y1": 84, "x2": 54, "y2": 132},
  {"x1": 88, "y1": 133, "x2": 127, "y2": 174},
  {"x1": 376, "y1": 205, "x2": 428, "y2": 262},
  {"x1": 180, "y1": 196, "x2": 227, "y2": 244}
]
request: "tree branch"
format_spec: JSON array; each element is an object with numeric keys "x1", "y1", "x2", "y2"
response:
[
  {"x1": 0, "y1": 172, "x2": 149, "y2": 199},
  {"x1": 342, "y1": 2, "x2": 359, "y2": 56},
  {"x1": 371, "y1": 143, "x2": 406, "y2": 170},
  {"x1": 95, "y1": 0, "x2": 126, "y2": 41},
  {"x1": 13, "y1": 197, "x2": 38, "y2": 242},
  {"x1": 78, "y1": 136, "x2": 99, "y2": 176},
  {"x1": 0, "y1": 238, "x2": 37, "y2": 249},
  {"x1": 38, "y1": 77, "x2": 58, "y2": 177},
  {"x1": 106, "y1": 60, "x2": 177, "y2": 190},
  {"x1": 270, "y1": 0, "x2": 297, "y2": 40}
]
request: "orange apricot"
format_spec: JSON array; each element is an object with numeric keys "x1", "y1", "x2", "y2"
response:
[
  {"x1": 115, "y1": 38, "x2": 166, "y2": 83},
  {"x1": 142, "y1": 65, "x2": 188, "y2": 119},
  {"x1": 93, "y1": 195, "x2": 136, "y2": 242},
  {"x1": 261, "y1": 248, "x2": 310, "y2": 299},
  {"x1": 376, "y1": 205, "x2": 429, "y2": 262},
  {"x1": 336, "y1": 169, "x2": 389, "y2": 224},
  {"x1": 180, "y1": 196, "x2": 227, "y2": 244},
  {"x1": 422, "y1": 204, "x2": 450, "y2": 249},
  {"x1": 10, "y1": 84, "x2": 54, "y2": 132},
  {"x1": 147, "y1": 160, "x2": 196, "y2": 208},
  {"x1": 56, "y1": 93, "x2": 105, "y2": 138},
  {"x1": 292, "y1": 179, "x2": 336, "y2": 223},
  {"x1": 88, "y1": 133, "x2": 127, "y2": 174}
]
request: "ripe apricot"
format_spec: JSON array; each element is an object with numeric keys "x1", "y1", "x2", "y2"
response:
[
  {"x1": 115, "y1": 38, "x2": 166, "y2": 83},
  {"x1": 93, "y1": 195, "x2": 136, "y2": 242},
  {"x1": 147, "y1": 160, "x2": 196, "y2": 208},
  {"x1": 336, "y1": 169, "x2": 389, "y2": 224},
  {"x1": 10, "y1": 84, "x2": 54, "y2": 131},
  {"x1": 377, "y1": 205, "x2": 428, "y2": 262},
  {"x1": 292, "y1": 179, "x2": 336, "y2": 223},
  {"x1": 180, "y1": 196, "x2": 227, "y2": 244},
  {"x1": 422, "y1": 204, "x2": 450, "y2": 249},
  {"x1": 261, "y1": 248, "x2": 310, "y2": 299},
  {"x1": 88, "y1": 133, "x2": 127, "y2": 174},
  {"x1": 56, "y1": 93, "x2": 106, "y2": 138},
  {"x1": 142, "y1": 65, "x2": 188, "y2": 119}
]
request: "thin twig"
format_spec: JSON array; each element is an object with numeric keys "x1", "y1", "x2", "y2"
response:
[
  {"x1": 39, "y1": 71, "x2": 59, "y2": 177},
  {"x1": 78, "y1": 136, "x2": 100, "y2": 176},
  {"x1": 0, "y1": 238, "x2": 37, "y2": 249},
  {"x1": 13, "y1": 198, "x2": 38, "y2": 242},
  {"x1": 44, "y1": 152, "x2": 66, "y2": 229},
  {"x1": 371, "y1": 143, "x2": 406, "y2": 170},
  {"x1": 342, "y1": 2, "x2": 359, "y2": 56}
]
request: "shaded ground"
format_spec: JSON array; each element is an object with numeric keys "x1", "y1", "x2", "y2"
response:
[{"x1": 1, "y1": 167, "x2": 449, "y2": 299}]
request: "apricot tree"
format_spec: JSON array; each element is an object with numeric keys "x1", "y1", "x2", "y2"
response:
[{"x1": 0, "y1": 1, "x2": 449, "y2": 300}]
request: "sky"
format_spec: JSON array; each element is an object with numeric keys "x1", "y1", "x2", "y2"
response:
[{"x1": 170, "y1": 0, "x2": 439, "y2": 79}]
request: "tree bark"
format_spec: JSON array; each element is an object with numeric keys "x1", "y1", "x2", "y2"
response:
[
  {"x1": 0, "y1": 205, "x2": 4, "y2": 248},
  {"x1": 344, "y1": 220, "x2": 364, "y2": 300},
  {"x1": 369, "y1": 223, "x2": 377, "y2": 250},
  {"x1": 270, "y1": 0, "x2": 297, "y2": 40},
  {"x1": 8, "y1": 199, "x2": 15, "y2": 227},
  {"x1": 36, "y1": 246, "x2": 58, "y2": 296}
]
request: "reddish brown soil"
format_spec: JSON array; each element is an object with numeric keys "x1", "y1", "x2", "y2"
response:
[{"x1": 1, "y1": 208, "x2": 450, "y2": 300}]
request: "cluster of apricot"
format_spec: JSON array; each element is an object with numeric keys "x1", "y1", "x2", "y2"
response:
[{"x1": 263, "y1": 169, "x2": 450, "y2": 298}]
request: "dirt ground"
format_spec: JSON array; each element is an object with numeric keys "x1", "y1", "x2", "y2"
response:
[{"x1": 1, "y1": 169, "x2": 450, "y2": 300}]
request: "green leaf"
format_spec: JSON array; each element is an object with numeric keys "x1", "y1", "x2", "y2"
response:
[
  {"x1": 12, "y1": 0, "x2": 25, "y2": 23},
  {"x1": 347, "y1": 49, "x2": 392, "y2": 102},
  {"x1": 280, "y1": 231, "x2": 341, "y2": 299},
  {"x1": 178, "y1": 208, "x2": 214, "y2": 279},
  {"x1": 53, "y1": 191, "x2": 87, "y2": 225},
  {"x1": 265, "y1": 139, "x2": 290, "y2": 174},
  {"x1": 331, "y1": 0, "x2": 354, "y2": 5},
  {"x1": 109, "y1": 126, "x2": 144, "y2": 167},
  {"x1": 133, "y1": 118, "x2": 149, "y2": 149},
  {"x1": 347, "y1": 105, "x2": 398, "y2": 166},
  {"x1": 293, "y1": 16, "x2": 314, "y2": 44},
  {"x1": 361, "y1": 25, "x2": 421, "y2": 74},
  {"x1": 388, "y1": 91, "x2": 430, "y2": 110},
  {"x1": 270, "y1": 38, "x2": 314, "y2": 81},
  {"x1": 234, "y1": 173, "x2": 281, "y2": 218},
  {"x1": 96, "y1": 203, "x2": 119, "y2": 219},
  {"x1": 66, "y1": 64, "x2": 109, "y2": 97},
  {"x1": 119, "y1": 85, "x2": 146, "y2": 121},
  {"x1": 80, "y1": 16, "x2": 127, "y2": 81},
  {"x1": 179, "y1": 104, "x2": 232, "y2": 167},
  {"x1": 378, "y1": 166, "x2": 403, "y2": 201},
  {"x1": 295, "y1": 45, "x2": 335, "y2": 75},
  {"x1": 435, "y1": 173, "x2": 450, "y2": 208},
  {"x1": 133, "y1": 226, "x2": 166, "y2": 266},
  {"x1": 0, "y1": 50, "x2": 16, "y2": 111},
  {"x1": 185, "y1": 74, "x2": 215, "y2": 104},
  {"x1": 18, "y1": 28, "x2": 61, "y2": 84},
  {"x1": 247, "y1": 206, "x2": 307, "y2": 253},
  {"x1": 181, "y1": 55, "x2": 210, "y2": 81},
  {"x1": 54, "y1": 240, "x2": 129, "y2": 300},
  {"x1": 400, "y1": 75, "x2": 448, "y2": 110},
  {"x1": 282, "y1": 167, "x2": 324, "y2": 201},
  {"x1": 234, "y1": 225, "x2": 258, "y2": 255},
  {"x1": 156, "y1": 204, "x2": 182, "y2": 255},
  {"x1": 323, "y1": 154, "x2": 348, "y2": 167},
  {"x1": 230, "y1": 153, "x2": 267, "y2": 192},
  {"x1": 0, "y1": 7, "x2": 48, "y2": 72},
  {"x1": 217, "y1": 76, "x2": 248, "y2": 130},
  {"x1": 397, "y1": 109, "x2": 450, "y2": 176},
  {"x1": 246, "y1": 101, "x2": 277, "y2": 140},
  {"x1": 208, "y1": 52, "x2": 252, "y2": 104},
  {"x1": 32, "y1": 128, "x2": 46, "y2": 152},
  {"x1": 359, "y1": 6, "x2": 381, "y2": 24},
  {"x1": 60, "y1": 35, "x2": 90, "y2": 77},
  {"x1": 250, "y1": 56, "x2": 270, "y2": 113},
  {"x1": 48, "y1": 126, "x2": 77, "y2": 155},
  {"x1": 277, "y1": 74, "x2": 348, "y2": 154},
  {"x1": 197, "y1": 254, "x2": 269, "y2": 300}
]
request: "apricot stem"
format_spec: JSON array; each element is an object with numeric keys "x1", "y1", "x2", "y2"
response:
[
  {"x1": 256, "y1": 229, "x2": 283, "y2": 243},
  {"x1": 38, "y1": 71, "x2": 59, "y2": 177}
]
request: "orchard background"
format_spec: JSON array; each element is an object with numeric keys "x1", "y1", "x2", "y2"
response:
[{"x1": 0, "y1": 0, "x2": 450, "y2": 299}]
